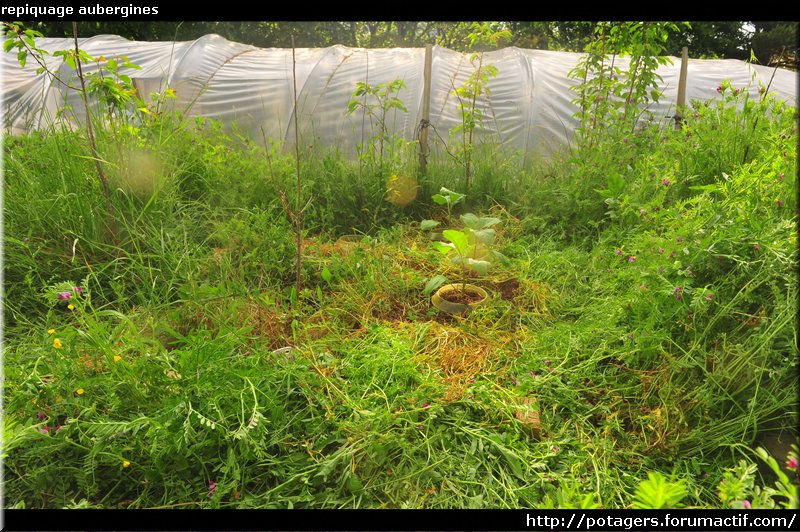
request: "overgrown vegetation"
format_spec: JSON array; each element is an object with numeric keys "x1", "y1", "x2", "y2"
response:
[{"x1": 3, "y1": 23, "x2": 798, "y2": 510}]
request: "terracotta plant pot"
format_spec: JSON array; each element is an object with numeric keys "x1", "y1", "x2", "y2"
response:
[{"x1": 431, "y1": 283, "x2": 489, "y2": 316}]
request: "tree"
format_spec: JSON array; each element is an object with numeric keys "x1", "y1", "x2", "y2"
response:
[
  {"x1": 665, "y1": 21, "x2": 751, "y2": 59},
  {"x1": 749, "y1": 22, "x2": 799, "y2": 68},
  {"x1": 24, "y1": 20, "x2": 796, "y2": 65}
]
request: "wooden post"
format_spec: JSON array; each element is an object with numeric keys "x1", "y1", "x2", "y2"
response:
[
  {"x1": 675, "y1": 46, "x2": 688, "y2": 129},
  {"x1": 291, "y1": 36, "x2": 303, "y2": 303},
  {"x1": 418, "y1": 44, "x2": 433, "y2": 174}
]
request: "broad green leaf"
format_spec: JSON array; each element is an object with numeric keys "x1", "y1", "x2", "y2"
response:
[
  {"x1": 470, "y1": 228, "x2": 496, "y2": 245},
  {"x1": 465, "y1": 258, "x2": 490, "y2": 276},
  {"x1": 442, "y1": 229, "x2": 469, "y2": 255},
  {"x1": 435, "y1": 187, "x2": 465, "y2": 206},
  {"x1": 320, "y1": 267, "x2": 332, "y2": 284},
  {"x1": 492, "y1": 250, "x2": 509, "y2": 263},
  {"x1": 461, "y1": 213, "x2": 500, "y2": 230},
  {"x1": 420, "y1": 219, "x2": 440, "y2": 231},
  {"x1": 433, "y1": 241, "x2": 454, "y2": 254},
  {"x1": 423, "y1": 275, "x2": 448, "y2": 295}
]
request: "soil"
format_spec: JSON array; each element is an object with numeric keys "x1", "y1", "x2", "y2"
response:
[
  {"x1": 440, "y1": 287, "x2": 485, "y2": 305},
  {"x1": 491, "y1": 278, "x2": 520, "y2": 301}
]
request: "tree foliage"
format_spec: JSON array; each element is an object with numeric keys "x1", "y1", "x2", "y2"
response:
[{"x1": 18, "y1": 20, "x2": 799, "y2": 65}]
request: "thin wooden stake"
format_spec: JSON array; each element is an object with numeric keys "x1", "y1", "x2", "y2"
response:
[
  {"x1": 675, "y1": 46, "x2": 688, "y2": 129},
  {"x1": 291, "y1": 36, "x2": 303, "y2": 304},
  {"x1": 72, "y1": 22, "x2": 113, "y2": 220},
  {"x1": 418, "y1": 44, "x2": 433, "y2": 175}
]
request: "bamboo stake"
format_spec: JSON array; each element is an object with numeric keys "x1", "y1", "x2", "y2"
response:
[
  {"x1": 675, "y1": 46, "x2": 688, "y2": 129},
  {"x1": 418, "y1": 44, "x2": 433, "y2": 174}
]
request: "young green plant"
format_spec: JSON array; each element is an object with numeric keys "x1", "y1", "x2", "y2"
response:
[
  {"x1": 421, "y1": 187, "x2": 466, "y2": 232},
  {"x1": 427, "y1": 213, "x2": 507, "y2": 295}
]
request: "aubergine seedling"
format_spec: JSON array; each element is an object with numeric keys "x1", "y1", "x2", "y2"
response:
[
  {"x1": 431, "y1": 213, "x2": 508, "y2": 287},
  {"x1": 421, "y1": 187, "x2": 466, "y2": 231}
]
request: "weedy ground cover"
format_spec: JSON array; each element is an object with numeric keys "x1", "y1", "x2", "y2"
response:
[{"x1": 3, "y1": 73, "x2": 798, "y2": 509}]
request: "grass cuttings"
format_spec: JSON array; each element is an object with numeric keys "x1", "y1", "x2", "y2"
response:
[{"x1": 402, "y1": 321, "x2": 516, "y2": 402}]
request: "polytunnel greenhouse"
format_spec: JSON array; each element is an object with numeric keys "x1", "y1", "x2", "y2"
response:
[
  {"x1": 2, "y1": 26, "x2": 798, "y2": 516},
  {"x1": 3, "y1": 34, "x2": 797, "y2": 160}
]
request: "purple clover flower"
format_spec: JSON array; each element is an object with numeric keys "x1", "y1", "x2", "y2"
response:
[
  {"x1": 615, "y1": 249, "x2": 623, "y2": 256},
  {"x1": 754, "y1": 243, "x2": 760, "y2": 252},
  {"x1": 705, "y1": 294, "x2": 714, "y2": 301},
  {"x1": 628, "y1": 256, "x2": 636, "y2": 262},
  {"x1": 38, "y1": 426, "x2": 50, "y2": 434},
  {"x1": 674, "y1": 286, "x2": 683, "y2": 300},
  {"x1": 787, "y1": 455, "x2": 799, "y2": 470},
  {"x1": 208, "y1": 481, "x2": 217, "y2": 498},
  {"x1": 663, "y1": 178, "x2": 670, "y2": 187},
  {"x1": 741, "y1": 500, "x2": 751, "y2": 509},
  {"x1": 56, "y1": 292, "x2": 71, "y2": 300},
  {"x1": 37, "y1": 412, "x2": 46, "y2": 421}
]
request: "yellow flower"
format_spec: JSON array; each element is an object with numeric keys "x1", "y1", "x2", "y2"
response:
[
  {"x1": 67, "y1": 304, "x2": 75, "y2": 310},
  {"x1": 122, "y1": 460, "x2": 131, "y2": 468},
  {"x1": 113, "y1": 355, "x2": 122, "y2": 363},
  {"x1": 48, "y1": 328, "x2": 56, "y2": 334},
  {"x1": 53, "y1": 338, "x2": 62, "y2": 349},
  {"x1": 76, "y1": 388, "x2": 84, "y2": 395}
]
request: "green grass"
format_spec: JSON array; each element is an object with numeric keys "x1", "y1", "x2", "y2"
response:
[{"x1": 2, "y1": 85, "x2": 798, "y2": 509}]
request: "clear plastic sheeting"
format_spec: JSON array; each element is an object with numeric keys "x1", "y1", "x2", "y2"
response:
[{"x1": 2, "y1": 34, "x2": 797, "y2": 160}]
